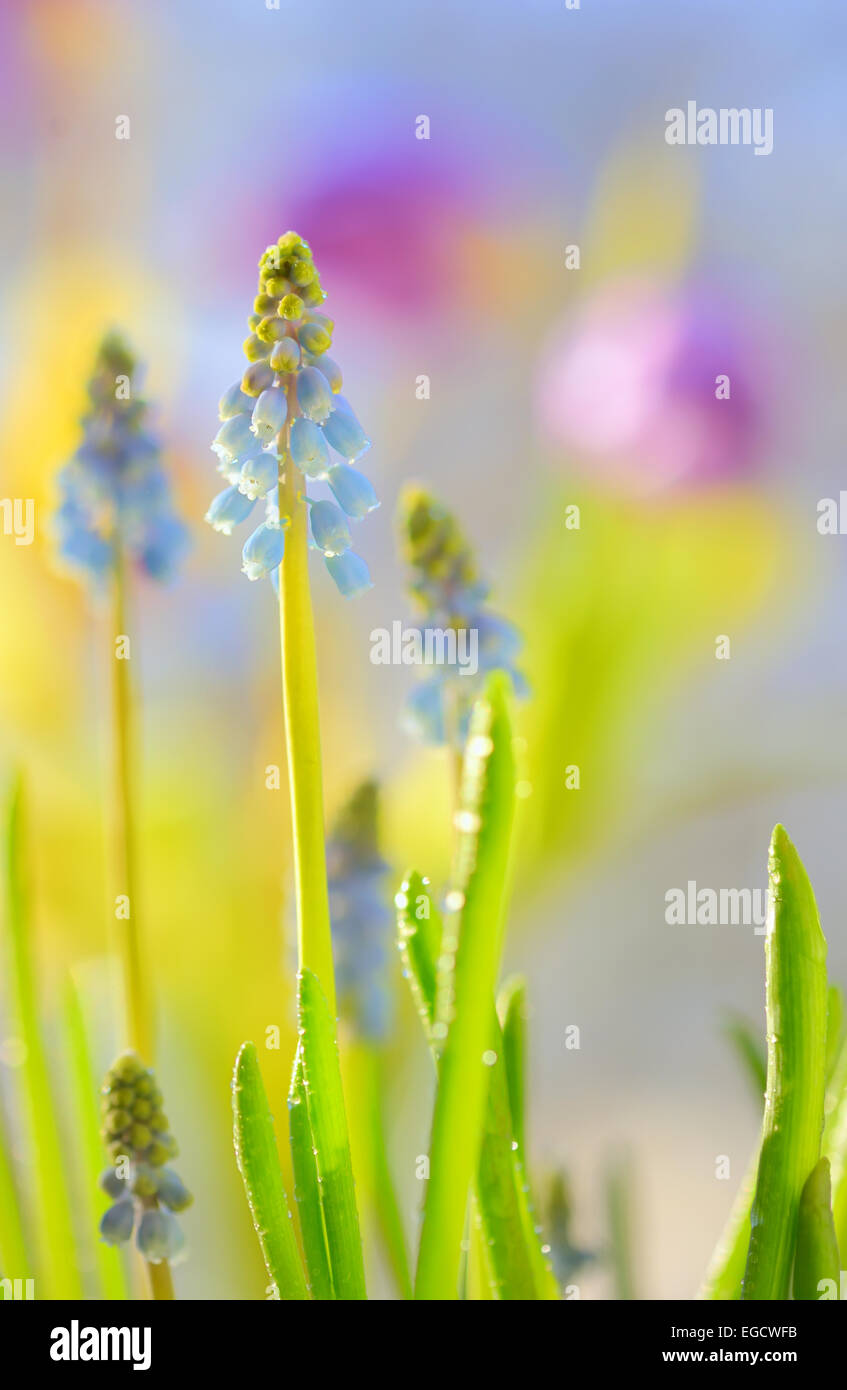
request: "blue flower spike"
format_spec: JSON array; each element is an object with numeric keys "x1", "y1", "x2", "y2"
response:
[
  {"x1": 54, "y1": 333, "x2": 188, "y2": 586},
  {"x1": 98, "y1": 1052, "x2": 192, "y2": 1265},
  {"x1": 326, "y1": 780, "x2": 392, "y2": 1040},
  {"x1": 398, "y1": 486, "x2": 526, "y2": 746},
  {"x1": 205, "y1": 232, "x2": 379, "y2": 595}
]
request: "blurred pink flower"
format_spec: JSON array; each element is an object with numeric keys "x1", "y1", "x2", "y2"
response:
[{"x1": 536, "y1": 279, "x2": 768, "y2": 493}]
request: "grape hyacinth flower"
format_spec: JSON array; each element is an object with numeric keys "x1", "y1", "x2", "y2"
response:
[
  {"x1": 98, "y1": 1052, "x2": 192, "y2": 1266},
  {"x1": 398, "y1": 486, "x2": 525, "y2": 746},
  {"x1": 54, "y1": 333, "x2": 188, "y2": 585},
  {"x1": 326, "y1": 781, "x2": 392, "y2": 1040},
  {"x1": 205, "y1": 232, "x2": 378, "y2": 596}
]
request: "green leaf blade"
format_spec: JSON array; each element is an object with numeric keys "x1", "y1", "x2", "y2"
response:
[
  {"x1": 414, "y1": 676, "x2": 517, "y2": 1300},
  {"x1": 793, "y1": 1158, "x2": 840, "y2": 1300},
  {"x1": 298, "y1": 969, "x2": 367, "y2": 1300},
  {"x1": 287, "y1": 1047, "x2": 334, "y2": 1299},
  {"x1": 232, "y1": 1042, "x2": 309, "y2": 1301},
  {"x1": 742, "y1": 825, "x2": 829, "y2": 1300}
]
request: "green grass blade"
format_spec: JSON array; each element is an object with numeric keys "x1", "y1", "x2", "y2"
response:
[
  {"x1": 345, "y1": 1042, "x2": 412, "y2": 1299},
  {"x1": 288, "y1": 1046, "x2": 334, "y2": 1299},
  {"x1": 723, "y1": 1014, "x2": 767, "y2": 1107},
  {"x1": 0, "y1": 1103, "x2": 29, "y2": 1282},
  {"x1": 698, "y1": 1145, "x2": 758, "y2": 1300},
  {"x1": 4, "y1": 776, "x2": 82, "y2": 1298},
  {"x1": 232, "y1": 1042, "x2": 309, "y2": 1300},
  {"x1": 413, "y1": 677, "x2": 520, "y2": 1299},
  {"x1": 793, "y1": 1158, "x2": 840, "y2": 1300},
  {"x1": 742, "y1": 825, "x2": 829, "y2": 1300},
  {"x1": 398, "y1": 870, "x2": 556, "y2": 1299},
  {"x1": 297, "y1": 969, "x2": 367, "y2": 1299},
  {"x1": 497, "y1": 976, "x2": 527, "y2": 1155},
  {"x1": 606, "y1": 1156, "x2": 639, "y2": 1301},
  {"x1": 64, "y1": 976, "x2": 128, "y2": 1300}
]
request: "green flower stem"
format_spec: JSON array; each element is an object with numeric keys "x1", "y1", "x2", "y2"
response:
[
  {"x1": 64, "y1": 976, "x2": 129, "y2": 1300},
  {"x1": 742, "y1": 825, "x2": 829, "y2": 1300},
  {"x1": 111, "y1": 550, "x2": 152, "y2": 1063},
  {"x1": 277, "y1": 397, "x2": 335, "y2": 1014},
  {"x1": 112, "y1": 555, "x2": 174, "y2": 1300},
  {"x1": 4, "y1": 778, "x2": 82, "y2": 1297}
]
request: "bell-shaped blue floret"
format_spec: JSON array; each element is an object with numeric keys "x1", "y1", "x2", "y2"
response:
[
  {"x1": 321, "y1": 406, "x2": 370, "y2": 461},
  {"x1": 251, "y1": 388, "x2": 288, "y2": 442},
  {"x1": 212, "y1": 414, "x2": 254, "y2": 464},
  {"x1": 100, "y1": 1199, "x2": 136, "y2": 1247},
  {"x1": 310, "y1": 500, "x2": 351, "y2": 557},
  {"x1": 242, "y1": 520, "x2": 286, "y2": 581},
  {"x1": 324, "y1": 549, "x2": 372, "y2": 598},
  {"x1": 289, "y1": 417, "x2": 330, "y2": 478},
  {"x1": 296, "y1": 366, "x2": 332, "y2": 423},
  {"x1": 136, "y1": 1208, "x2": 184, "y2": 1264},
  {"x1": 327, "y1": 464, "x2": 379, "y2": 519},
  {"x1": 206, "y1": 485, "x2": 257, "y2": 535},
  {"x1": 238, "y1": 450, "x2": 279, "y2": 501}
]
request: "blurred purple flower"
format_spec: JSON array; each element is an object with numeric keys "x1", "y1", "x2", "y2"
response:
[{"x1": 536, "y1": 279, "x2": 768, "y2": 494}]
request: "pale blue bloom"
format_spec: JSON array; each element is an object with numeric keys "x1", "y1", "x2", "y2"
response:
[
  {"x1": 136, "y1": 1208, "x2": 184, "y2": 1264},
  {"x1": 251, "y1": 387, "x2": 288, "y2": 441},
  {"x1": 296, "y1": 366, "x2": 332, "y2": 422},
  {"x1": 327, "y1": 464, "x2": 379, "y2": 519},
  {"x1": 219, "y1": 381, "x2": 255, "y2": 419},
  {"x1": 327, "y1": 781, "x2": 392, "y2": 1039},
  {"x1": 206, "y1": 485, "x2": 256, "y2": 535},
  {"x1": 313, "y1": 355, "x2": 343, "y2": 393},
  {"x1": 325, "y1": 549, "x2": 372, "y2": 598},
  {"x1": 54, "y1": 334, "x2": 187, "y2": 587},
  {"x1": 289, "y1": 416, "x2": 330, "y2": 478},
  {"x1": 207, "y1": 236, "x2": 378, "y2": 596},
  {"x1": 321, "y1": 406, "x2": 370, "y2": 461},
  {"x1": 100, "y1": 1199, "x2": 135, "y2": 1246},
  {"x1": 238, "y1": 450, "x2": 279, "y2": 501},
  {"x1": 310, "y1": 500, "x2": 351, "y2": 556},
  {"x1": 242, "y1": 520, "x2": 286, "y2": 581},
  {"x1": 212, "y1": 413, "x2": 254, "y2": 464}
]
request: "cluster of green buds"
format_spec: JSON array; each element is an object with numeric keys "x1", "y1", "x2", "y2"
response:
[{"x1": 98, "y1": 1052, "x2": 191, "y2": 1264}]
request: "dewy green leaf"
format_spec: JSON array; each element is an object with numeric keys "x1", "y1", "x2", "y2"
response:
[
  {"x1": 398, "y1": 870, "x2": 557, "y2": 1300},
  {"x1": 792, "y1": 1158, "x2": 840, "y2": 1300},
  {"x1": 232, "y1": 1042, "x2": 309, "y2": 1301},
  {"x1": 742, "y1": 825, "x2": 829, "y2": 1300},
  {"x1": 287, "y1": 1046, "x2": 334, "y2": 1300},
  {"x1": 414, "y1": 677, "x2": 521, "y2": 1300},
  {"x1": 297, "y1": 969, "x2": 367, "y2": 1300},
  {"x1": 4, "y1": 776, "x2": 82, "y2": 1298},
  {"x1": 497, "y1": 976, "x2": 528, "y2": 1156}
]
